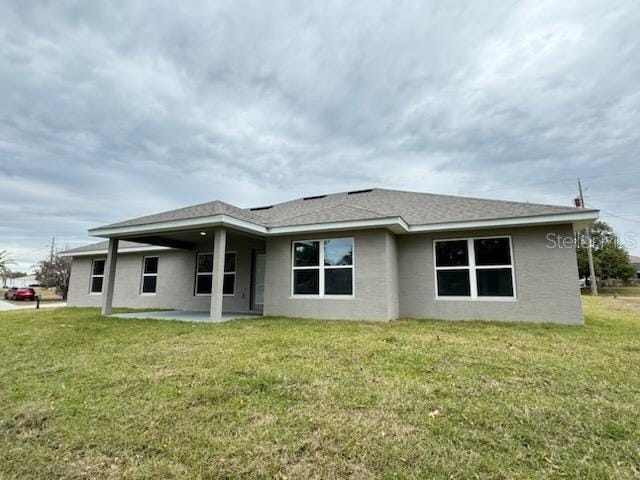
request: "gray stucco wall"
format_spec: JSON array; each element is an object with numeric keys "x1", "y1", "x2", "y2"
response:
[
  {"x1": 67, "y1": 235, "x2": 264, "y2": 312},
  {"x1": 263, "y1": 229, "x2": 399, "y2": 321},
  {"x1": 397, "y1": 224, "x2": 583, "y2": 324},
  {"x1": 385, "y1": 231, "x2": 400, "y2": 320},
  {"x1": 68, "y1": 224, "x2": 583, "y2": 324}
]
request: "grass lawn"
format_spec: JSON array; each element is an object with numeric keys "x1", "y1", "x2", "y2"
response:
[
  {"x1": 1, "y1": 298, "x2": 639, "y2": 479},
  {"x1": 597, "y1": 286, "x2": 640, "y2": 297}
]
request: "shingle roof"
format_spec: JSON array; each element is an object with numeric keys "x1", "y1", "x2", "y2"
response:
[
  {"x1": 92, "y1": 187, "x2": 593, "y2": 232},
  {"x1": 61, "y1": 240, "x2": 157, "y2": 255},
  {"x1": 630, "y1": 255, "x2": 640, "y2": 265},
  {"x1": 99, "y1": 200, "x2": 266, "y2": 229},
  {"x1": 256, "y1": 189, "x2": 587, "y2": 226}
]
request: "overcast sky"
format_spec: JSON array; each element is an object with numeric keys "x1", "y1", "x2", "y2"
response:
[{"x1": 1, "y1": 0, "x2": 639, "y2": 272}]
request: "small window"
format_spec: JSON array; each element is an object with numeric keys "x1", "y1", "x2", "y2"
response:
[
  {"x1": 436, "y1": 270, "x2": 471, "y2": 296},
  {"x1": 476, "y1": 268, "x2": 514, "y2": 297},
  {"x1": 435, "y1": 237, "x2": 515, "y2": 300},
  {"x1": 474, "y1": 238, "x2": 511, "y2": 266},
  {"x1": 294, "y1": 270, "x2": 320, "y2": 295},
  {"x1": 435, "y1": 240, "x2": 468, "y2": 267},
  {"x1": 141, "y1": 256, "x2": 159, "y2": 294},
  {"x1": 90, "y1": 259, "x2": 105, "y2": 294},
  {"x1": 195, "y1": 252, "x2": 236, "y2": 296},
  {"x1": 294, "y1": 241, "x2": 319, "y2": 267},
  {"x1": 292, "y1": 238, "x2": 354, "y2": 296},
  {"x1": 223, "y1": 252, "x2": 236, "y2": 295}
]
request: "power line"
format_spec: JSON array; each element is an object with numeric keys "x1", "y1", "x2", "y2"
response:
[
  {"x1": 588, "y1": 202, "x2": 640, "y2": 224},
  {"x1": 464, "y1": 170, "x2": 640, "y2": 196},
  {"x1": 597, "y1": 210, "x2": 640, "y2": 225}
]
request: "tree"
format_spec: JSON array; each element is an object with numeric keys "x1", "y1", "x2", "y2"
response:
[
  {"x1": 0, "y1": 250, "x2": 16, "y2": 287},
  {"x1": 35, "y1": 248, "x2": 72, "y2": 299},
  {"x1": 576, "y1": 221, "x2": 636, "y2": 281}
]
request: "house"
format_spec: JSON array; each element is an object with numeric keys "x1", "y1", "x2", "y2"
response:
[
  {"x1": 630, "y1": 256, "x2": 640, "y2": 280},
  {"x1": 62, "y1": 188, "x2": 599, "y2": 324},
  {"x1": 6, "y1": 275, "x2": 40, "y2": 288}
]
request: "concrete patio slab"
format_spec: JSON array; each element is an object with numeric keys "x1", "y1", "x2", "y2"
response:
[{"x1": 110, "y1": 310, "x2": 262, "y2": 323}]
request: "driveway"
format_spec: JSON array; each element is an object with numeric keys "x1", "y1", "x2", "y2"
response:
[
  {"x1": 0, "y1": 299, "x2": 67, "y2": 311},
  {"x1": 0, "y1": 300, "x2": 17, "y2": 311}
]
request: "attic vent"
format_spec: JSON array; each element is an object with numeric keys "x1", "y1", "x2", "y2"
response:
[
  {"x1": 250, "y1": 205, "x2": 273, "y2": 211},
  {"x1": 303, "y1": 194, "x2": 327, "y2": 200},
  {"x1": 347, "y1": 189, "x2": 373, "y2": 195}
]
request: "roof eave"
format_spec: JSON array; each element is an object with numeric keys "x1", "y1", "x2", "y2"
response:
[
  {"x1": 86, "y1": 210, "x2": 599, "y2": 242},
  {"x1": 60, "y1": 245, "x2": 172, "y2": 257},
  {"x1": 407, "y1": 210, "x2": 599, "y2": 233},
  {"x1": 88, "y1": 214, "x2": 269, "y2": 238}
]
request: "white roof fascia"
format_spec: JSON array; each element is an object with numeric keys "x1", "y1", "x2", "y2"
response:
[
  {"x1": 407, "y1": 210, "x2": 599, "y2": 233},
  {"x1": 88, "y1": 214, "x2": 268, "y2": 237},
  {"x1": 266, "y1": 217, "x2": 409, "y2": 235},
  {"x1": 60, "y1": 245, "x2": 172, "y2": 257},
  {"x1": 85, "y1": 210, "x2": 598, "y2": 243}
]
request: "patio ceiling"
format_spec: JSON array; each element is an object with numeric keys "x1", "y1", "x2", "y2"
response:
[{"x1": 118, "y1": 228, "x2": 264, "y2": 250}]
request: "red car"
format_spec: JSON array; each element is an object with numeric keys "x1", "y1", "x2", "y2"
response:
[{"x1": 12, "y1": 288, "x2": 37, "y2": 301}]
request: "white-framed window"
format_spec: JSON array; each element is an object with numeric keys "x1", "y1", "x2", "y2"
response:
[
  {"x1": 194, "y1": 252, "x2": 236, "y2": 296},
  {"x1": 140, "y1": 256, "x2": 159, "y2": 295},
  {"x1": 89, "y1": 259, "x2": 105, "y2": 294},
  {"x1": 291, "y1": 238, "x2": 354, "y2": 297},
  {"x1": 434, "y1": 236, "x2": 516, "y2": 300}
]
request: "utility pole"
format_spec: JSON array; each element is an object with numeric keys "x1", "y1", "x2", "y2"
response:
[{"x1": 578, "y1": 179, "x2": 598, "y2": 295}]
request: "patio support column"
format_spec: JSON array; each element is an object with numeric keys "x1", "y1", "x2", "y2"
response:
[
  {"x1": 101, "y1": 238, "x2": 119, "y2": 316},
  {"x1": 210, "y1": 228, "x2": 226, "y2": 321}
]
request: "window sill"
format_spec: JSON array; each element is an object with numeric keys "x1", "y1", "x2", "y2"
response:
[
  {"x1": 435, "y1": 296, "x2": 518, "y2": 302},
  {"x1": 89, "y1": 292, "x2": 103, "y2": 295},
  {"x1": 290, "y1": 295, "x2": 355, "y2": 300},
  {"x1": 194, "y1": 293, "x2": 236, "y2": 297},
  {"x1": 140, "y1": 293, "x2": 156, "y2": 296}
]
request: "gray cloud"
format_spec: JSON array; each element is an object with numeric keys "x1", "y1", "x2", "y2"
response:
[{"x1": 1, "y1": 0, "x2": 639, "y2": 271}]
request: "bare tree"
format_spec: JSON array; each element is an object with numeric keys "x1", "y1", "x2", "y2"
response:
[
  {"x1": 0, "y1": 250, "x2": 15, "y2": 287},
  {"x1": 35, "y1": 241, "x2": 72, "y2": 299}
]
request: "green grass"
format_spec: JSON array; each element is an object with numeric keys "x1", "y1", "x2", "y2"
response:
[{"x1": 1, "y1": 298, "x2": 639, "y2": 479}]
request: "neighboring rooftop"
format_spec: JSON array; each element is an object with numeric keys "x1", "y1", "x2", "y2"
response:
[
  {"x1": 630, "y1": 255, "x2": 640, "y2": 265},
  {"x1": 91, "y1": 188, "x2": 595, "y2": 232}
]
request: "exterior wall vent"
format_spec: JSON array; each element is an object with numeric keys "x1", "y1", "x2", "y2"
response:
[
  {"x1": 303, "y1": 194, "x2": 327, "y2": 200},
  {"x1": 347, "y1": 189, "x2": 373, "y2": 195},
  {"x1": 250, "y1": 205, "x2": 273, "y2": 211}
]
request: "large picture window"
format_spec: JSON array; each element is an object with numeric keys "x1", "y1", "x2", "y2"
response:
[
  {"x1": 141, "y1": 256, "x2": 159, "y2": 294},
  {"x1": 90, "y1": 259, "x2": 105, "y2": 294},
  {"x1": 195, "y1": 252, "x2": 236, "y2": 296},
  {"x1": 292, "y1": 238, "x2": 354, "y2": 296},
  {"x1": 434, "y1": 237, "x2": 515, "y2": 299}
]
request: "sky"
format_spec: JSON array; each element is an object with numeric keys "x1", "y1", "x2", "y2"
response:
[{"x1": 1, "y1": 0, "x2": 639, "y2": 272}]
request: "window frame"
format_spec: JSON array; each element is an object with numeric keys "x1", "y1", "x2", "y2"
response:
[
  {"x1": 140, "y1": 256, "x2": 159, "y2": 296},
  {"x1": 433, "y1": 235, "x2": 517, "y2": 301},
  {"x1": 194, "y1": 251, "x2": 237, "y2": 297},
  {"x1": 89, "y1": 258, "x2": 106, "y2": 295},
  {"x1": 291, "y1": 237, "x2": 355, "y2": 298}
]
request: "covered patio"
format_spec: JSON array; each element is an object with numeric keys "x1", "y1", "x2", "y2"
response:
[{"x1": 90, "y1": 210, "x2": 268, "y2": 321}]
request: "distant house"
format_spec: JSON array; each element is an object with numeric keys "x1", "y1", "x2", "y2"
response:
[
  {"x1": 6, "y1": 275, "x2": 41, "y2": 288},
  {"x1": 61, "y1": 188, "x2": 599, "y2": 324},
  {"x1": 630, "y1": 256, "x2": 640, "y2": 280}
]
